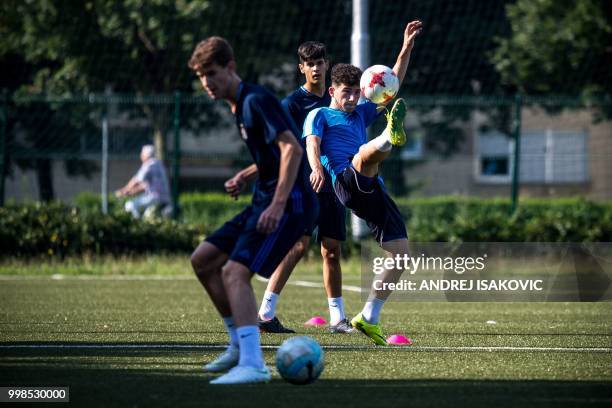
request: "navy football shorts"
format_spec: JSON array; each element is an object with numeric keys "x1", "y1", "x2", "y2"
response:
[
  {"x1": 307, "y1": 192, "x2": 347, "y2": 242},
  {"x1": 205, "y1": 193, "x2": 318, "y2": 278},
  {"x1": 333, "y1": 164, "x2": 407, "y2": 244}
]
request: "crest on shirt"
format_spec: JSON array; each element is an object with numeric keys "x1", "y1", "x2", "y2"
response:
[{"x1": 239, "y1": 124, "x2": 248, "y2": 141}]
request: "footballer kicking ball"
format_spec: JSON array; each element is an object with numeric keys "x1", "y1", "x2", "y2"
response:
[
  {"x1": 360, "y1": 64, "x2": 399, "y2": 104},
  {"x1": 276, "y1": 336, "x2": 324, "y2": 385}
]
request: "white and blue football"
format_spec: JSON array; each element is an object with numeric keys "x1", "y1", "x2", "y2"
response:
[{"x1": 276, "y1": 336, "x2": 324, "y2": 385}]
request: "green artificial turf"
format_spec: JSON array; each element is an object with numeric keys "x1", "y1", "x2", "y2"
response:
[{"x1": 0, "y1": 257, "x2": 610, "y2": 407}]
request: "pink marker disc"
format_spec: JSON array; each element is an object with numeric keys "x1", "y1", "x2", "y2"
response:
[
  {"x1": 304, "y1": 316, "x2": 327, "y2": 326},
  {"x1": 386, "y1": 334, "x2": 413, "y2": 345}
]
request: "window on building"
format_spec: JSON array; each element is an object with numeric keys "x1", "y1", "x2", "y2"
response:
[
  {"x1": 476, "y1": 131, "x2": 513, "y2": 183},
  {"x1": 476, "y1": 129, "x2": 588, "y2": 184}
]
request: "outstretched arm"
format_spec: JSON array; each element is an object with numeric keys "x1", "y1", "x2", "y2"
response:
[{"x1": 392, "y1": 20, "x2": 423, "y2": 86}]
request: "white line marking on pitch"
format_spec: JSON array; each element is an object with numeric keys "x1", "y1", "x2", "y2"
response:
[
  {"x1": 0, "y1": 274, "x2": 364, "y2": 292},
  {"x1": 0, "y1": 275, "x2": 195, "y2": 281},
  {"x1": 0, "y1": 344, "x2": 609, "y2": 353},
  {"x1": 256, "y1": 276, "x2": 363, "y2": 293}
]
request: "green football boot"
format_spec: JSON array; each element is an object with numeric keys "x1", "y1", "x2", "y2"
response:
[
  {"x1": 385, "y1": 98, "x2": 407, "y2": 146},
  {"x1": 350, "y1": 313, "x2": 388, "y2": 346}
]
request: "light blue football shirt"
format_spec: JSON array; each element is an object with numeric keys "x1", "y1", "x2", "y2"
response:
[{"x1": 303, "y1": 101, "x2": 380, "y2": 185}]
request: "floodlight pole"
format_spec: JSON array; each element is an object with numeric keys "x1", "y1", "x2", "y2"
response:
[
  {"x1": 511, "y1": 93, "x2": 522, "y2": 213},
  {"x1": 0, "y1": 90, "x2": 7, "y2": 207},
  {"x1": 101, "y1": 114, "x2": 109, "y2": 214},
  {"x1": 351, "y1": 0, "x2": 370, "y2": 240},
  {"x1": 172, "y1": 91, "x2": 181, "y2": 219},
  {"x1": 351, "y1": 0, "x2": 370, "y2": 69}
]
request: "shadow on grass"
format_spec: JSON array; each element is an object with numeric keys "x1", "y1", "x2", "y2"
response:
[{"x1": 1, "y1": 346, "x2": 611, "y2": 407}]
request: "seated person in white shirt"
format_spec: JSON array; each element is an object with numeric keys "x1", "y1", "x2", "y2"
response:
[{"x1": 115, "y1": 144, "x2": 171, "y2": 218}]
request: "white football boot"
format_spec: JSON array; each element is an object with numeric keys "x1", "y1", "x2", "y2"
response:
[
  {"x1": 203, "y1": 347, "x2": 240, "y2": 373},
  {"x1": 209, "y1": 365, "x2": 271, "y2": 385}
]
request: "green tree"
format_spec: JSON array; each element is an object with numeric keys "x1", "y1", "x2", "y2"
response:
[
  {"x1": 1, "y1": 0, "x2": 525, "y2": 199},
  {"x1": 0, "y1": 0, "x2": 308, "y2": 200},
  {"x1": 1, "y1": 0, "x2": 217, "y2": 158},
  {"x1": 0, "y1": 52, "x2": 100, "y2": 201},
  {"x1": 491, "y1": 0, "x2": 612, "y2": 104}
]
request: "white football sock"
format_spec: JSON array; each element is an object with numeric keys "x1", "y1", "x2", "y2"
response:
[
  {"x1": 258, "y1": 290, "x2": 279, "y2": 321},
  {"x1": 373, "y1": 130, "x2": 392, "y2": 152},
  {"x1": 328, "y1": 297, "x2": 346, "y2": 325},
  {"x1": 361, "y1": 298, "x2": 385, "y2": 324},
  {"x1": 222, "y1": 316, "x2": 239, "y2": 349},
  {"x1": 236, "y1": 325, "x2": 264, "y2": 369}
]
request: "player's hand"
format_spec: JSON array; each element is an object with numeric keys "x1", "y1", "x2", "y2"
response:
[
  {"x1": 310, "y1": 167, "x2": 325, "y2": 193},
  {"x1": 403, "y1": 20, "x2": 423, "y2": 51},
  {"x1": 224, "y1": 174, "x2": 246, "y2": 200},
  {"x1": 257, "y1": 201, "x2": 284, "y2": 234}
]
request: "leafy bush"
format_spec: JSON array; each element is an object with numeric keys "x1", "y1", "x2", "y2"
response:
[
  {"x1": 3, "y1": 195, "x2": 607, "y2": 259},
  {"x1": 396, "y1": 196, "x2": 612, "y2": 242},
  {"x1": 179, "y1": 193, "x2": 611, "y2": 242},
  {"x1": 180, "y1": 192, "x2": 249, "y2": 234},
  {"x1": 0, "y1": 202, "x2": 204, "y2": 258}
]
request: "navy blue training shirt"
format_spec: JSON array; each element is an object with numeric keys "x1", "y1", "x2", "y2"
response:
[
  {"x1": 282, "y1": 86, "x2": 331, "y2": 133},
  {"x1": 282, "y1": 86, "x2": 332, "y2": 191},
  {"x1": 235, "y1": 82, "x2": 311, "y2": 206}
]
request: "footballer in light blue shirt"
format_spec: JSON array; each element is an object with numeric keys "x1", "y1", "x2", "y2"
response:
[{"x1": 303, "y1": 21, "x2": 423, "y2": 346}]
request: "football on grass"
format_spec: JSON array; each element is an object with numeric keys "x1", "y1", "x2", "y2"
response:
[{"x1": 276, "y1": 336, "x2": 324, "y2": 385}]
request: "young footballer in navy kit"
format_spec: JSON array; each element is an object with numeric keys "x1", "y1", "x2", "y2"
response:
[
  {"x1": 188, "y1": 36, "x2": 318, "y2": 384},
  {"x1": 256, "y1": 41, "x2": 354, "y2": 334}
]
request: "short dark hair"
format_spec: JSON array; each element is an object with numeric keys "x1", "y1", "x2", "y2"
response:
[
  {"x1": 298, "y1": 41, "x2": 327, "y2": 62},
  {"x1": 188, "y1": 36, "x2": 234, "y2": 70},
  {"x1": 331, "y1": 63, "x2": 362, "y2": 87}
]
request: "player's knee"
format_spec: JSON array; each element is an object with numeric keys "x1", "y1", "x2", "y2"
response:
[
  {"x1": 360, "y1": 145, "x2": 377, "y2": 162},
  {"x1": 352, "y1": 152, "x2": 365, "y2": 170},
  {"x1": 321, "y1": 240, "x2": 341, "y2": 261},
  {"x1": 190, "y1": 251, "x2": 206, "y2": 277},
  {"x1": 292, "y1": 238, "x2": 309, "y2": 258},
  {"x1": 191, "y1": 247, "x2": 216, "y2": 278},
  {"x1": 221, "y1": 263, "x2": 251, "y2": 287},
  {"x1": 358, "y1": 144, "x2": 368, "y2": 156}
]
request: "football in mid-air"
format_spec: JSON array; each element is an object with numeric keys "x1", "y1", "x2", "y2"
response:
[
  {"x1": 276, "y1": 336, "x2": 324, "y2": 385},
  {"x1": 360, "y1": 65, "x2": 399, "y2": 104}
]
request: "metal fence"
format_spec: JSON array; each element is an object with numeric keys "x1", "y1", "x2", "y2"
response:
[{"x1": 1, "y1": 92, "x2": 611, "y2": 215}]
